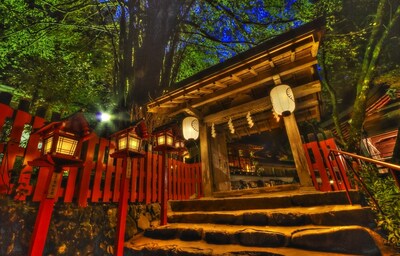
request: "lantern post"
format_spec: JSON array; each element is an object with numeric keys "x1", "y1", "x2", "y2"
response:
[
  {"x1": 153, "y1": 127, "x2": 175, "y2": 225},
  {"x1": 110, "y1": 120, "x2": 147, "y2": 256},
  {"x1": 270, "y1": 84, "x2": 313, "y2": 187},
  {"x1": 28, "y1": 113, "x2": 90, "y2": 256}
]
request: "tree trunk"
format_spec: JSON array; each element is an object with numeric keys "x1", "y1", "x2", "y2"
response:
[{"x1": 347, "y1": 3, "x2": 400, "y2": 153}]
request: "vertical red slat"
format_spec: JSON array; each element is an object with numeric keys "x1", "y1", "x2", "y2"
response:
[
  {"x1": 157, "y1": 154, "x2": 162, "y2": 203},
  {"x1": 197, "y1": 163, "x2": 202, "y2": 198},
  {"x1": 113, "y1": 158, "x2": 123, "y2": 202},
  {"x1": 78, "y1": 137, "x2": 97, "y2": 207},
  {"x1": 138, "y1": 157, "x2": 145, "y2": 202},
  {"x1": 303, "y1": 142, "x2": 331, "y2": 191},
  {"x1": 177, "y1": 161, "x2": 182, "y2": 200},
  {"x1": 187, "y1": 165, "x2": 195, "y2": 197},
  {"x1": 185, "y1": 165, "x2": 190, "y2": 199},
  {"x1": 152, "y1": 153, "x2": 158, "y2": 202},
  {"x1": 168, "y1": 158, "x2": 173, "y2": 200},
  {"x1": 130, "y1": 158, "x2": 138, "y2": 202},
  {"x1": 3, "y1": 109, "x2": 32, "y2": 195},
  {"x1": 91, "y1": 138, "x2": 109, "y2": 202},
  {"x1": 14, "y1": 115, "x2": 45, "y2": 200},
  {"x1": 322, "y1": 138, "x2": 351, "y2": 190},
  {"x1": 174, "y1": 159, "x2": 178, "y2": 200},
  {"x1": 145, "y1": 152, "x2": 152, "y2": 204},
  {"x1": 317, "y1": 141, "x2": 340, "y2": 191},
  {"x1": 181, "y1": 163, "x2": 186, "y2": 199},
  {"x1": 103, "y1": 142, "x2": 116, "y2": 202},
  {"x1": 63, "y1": 167, "x2": 78, "y2": 202}
]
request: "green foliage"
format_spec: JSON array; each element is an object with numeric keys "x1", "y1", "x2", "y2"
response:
[
  {"x1": 0, "y1": 0, "x2": 114, "y2": 115},
  {"x1": 358, "y1": 163, "x2": 400, "y2": 246},
  {"x1": 175, "y1": 0, "x2": 317, "y2": 82}
]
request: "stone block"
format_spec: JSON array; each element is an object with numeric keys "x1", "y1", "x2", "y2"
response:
[
  {"x1": 179, "y1": 228, "x2": 203, "y2": 241},
  {"x1": 268, "y1": 212, "x2": 310, "y2": 226},
  {"x1": 204, "y1": 231, "x2": 235, "y2": 244},
  {"x1": 291, "y1": 226, "x2": 380, "y2": 255},
  {"x1": 243, "y1": 212, "x2": 268, "y2": 226},
  {"x1": 238, "y1": 230, "x2": 287, "y2": 247},
  {"x1": 144, "y1": 227, "x2": 179, "y2": 240}
]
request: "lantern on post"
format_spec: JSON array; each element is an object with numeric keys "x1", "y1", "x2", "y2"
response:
[
  {"x1": 110, "y1": 119, "x2": 148, "y2": 256},
  {"x1": 182, "y1": 116, "x2": 199, "y2": 140},
  {"x1": 28, "y1": 112, "x2": 91, "y2": 256},
  {"x1": 152, "y1": 125, "x2": 177, "y2": 226},
  {"x1": 154, "y1": 127, "x2": 175, "y2": 150},
  {"x1": 174, "y1": 137, "x2": 186, "y2": 151},
  {"x1": 270, "y1": 84, "x2": 313, "y2": 187}
]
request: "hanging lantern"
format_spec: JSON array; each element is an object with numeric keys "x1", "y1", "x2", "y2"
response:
[
  {"x1": 270, "y1": 84, "x2": 295, "y2": 116},
  {"x1": 154, "y1": 128, "x2": 175, "y2": 150},
  {"x1": 182, "y1": 116, "x2": 199, "y2": 140}
]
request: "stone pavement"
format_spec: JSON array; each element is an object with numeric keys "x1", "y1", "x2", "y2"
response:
[{"x1": 125, "y1": 185, "x2": 400, "y2": 255}]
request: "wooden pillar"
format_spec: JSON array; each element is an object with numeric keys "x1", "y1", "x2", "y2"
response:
[
  {"x1": 283, "y1": 113, "x2": 314, "y2": 187},
  {"x1": 199, "y1": 121, "x2": 213, "y2": 196},
  {"x1": 115, "y1": 157, "x2": 130, "y2": 256},
  {"x1": 210, "y1": 132, "x2": 230, "y2": 191},
  {"x1": 160, "y1": 151, "x2": 169, "y2": 225}
]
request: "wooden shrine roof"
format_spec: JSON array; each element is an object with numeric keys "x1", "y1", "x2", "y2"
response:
[{"x1": 146, "y1": 19, "x2": 325, "y2": 139}]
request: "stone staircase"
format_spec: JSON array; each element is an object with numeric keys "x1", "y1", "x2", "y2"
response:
[{"x1": 126, "y1": 185, "x2": 395, "y2": 256}]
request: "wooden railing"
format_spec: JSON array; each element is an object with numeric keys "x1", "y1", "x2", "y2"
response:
[
  {"x1": 0, "y1": 97, "x2": 202, "y2": 206},
  {"x1": 303, "y1": 136, "x2": 351, "y2": 192}
]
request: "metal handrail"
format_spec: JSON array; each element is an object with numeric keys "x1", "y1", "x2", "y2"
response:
[
  {"x1": 329, "y1": 149, "x2": 400, "y2": 172},
  {"x1": 328, "y1": 148, "x2": 400, "y2": 216}
]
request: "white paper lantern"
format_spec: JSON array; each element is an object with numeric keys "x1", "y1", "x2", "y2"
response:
[
  {"x1": 182, "y1": 116, "x2": 199, "y2": 140},
  {"x1": 270, "y1": 84, "x2": 295, "y2": 116}
]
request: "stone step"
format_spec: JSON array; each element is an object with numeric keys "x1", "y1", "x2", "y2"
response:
[
  {"x1": 168, "y1": 205, "x2": 375, "y2": 228},
  {"x1": 126, "y1": 235, "x2": 361, "y2": 255},
  {"x1": 140, "y1": 223, "x2": 381, "y2": 255},
  {"x1": 169, "y1": 190, "x2": 363, "y2": 212}
]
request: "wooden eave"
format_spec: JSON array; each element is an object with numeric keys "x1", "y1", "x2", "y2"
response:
[{"x1": 146, "y1": 19, "x2": 325, "y2": 138}]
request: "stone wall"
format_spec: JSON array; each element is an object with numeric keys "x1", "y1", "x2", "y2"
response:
[{"x1": 0, "y1": 198, "x2": 160, "y2": 255}]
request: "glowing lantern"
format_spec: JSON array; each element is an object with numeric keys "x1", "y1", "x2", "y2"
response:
[
  {"x1": 33, "y1": 113, "x2": 90, "y2": 165},
  {"x1": 182, "y1": 116, "x2": 199, "y2": 140},
  {"x1": 270, "y1": 84, "x2": 295, "y2": 116},
  {"x1": 174, "y1": 137, "x2": 185, "y2": 150},
  {"x1": 111, "y1": 128, "x2": 144, "y2": 158},
  {"x1": 154, "y1": 128, "x2": 175, "y2": 150}
]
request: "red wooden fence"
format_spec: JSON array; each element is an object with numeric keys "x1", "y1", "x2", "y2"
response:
[
  {"x1": 0, "y1": 99, "x2": 202, "y2": 205},
  {"x1": 303, "y1": 134, "x2": 352, "y2": 192}
]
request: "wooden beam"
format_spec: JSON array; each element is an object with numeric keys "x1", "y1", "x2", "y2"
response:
[
  {"x1": 230, "y1": 74, "x2": 242, "y2": 82},
  {"x1": 190, "y1": 57, "x2": 317, "y2": 109},
  {"x1": 204, "y1": 80, "x2": 320, "y2": 124},
  {"x1": 248, "y1": 67, "x2": 258, "y2": 76},
  {"x1": 147, "y1": 36, "x2": 317, "y2": 111},
  {"x1": 273, "y1": 75, "x2": 281, "y2": 85}
]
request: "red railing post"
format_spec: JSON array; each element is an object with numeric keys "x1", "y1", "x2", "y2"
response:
[
  {"x1": 160, "y1": 151, "x2": 168, "y2": 225},
  {"x1": 29, "y1": 166, "x2": 61, "y2": 256},
  {"x1": 114, "y1": 157, "x2": 130, "y2": 256}
]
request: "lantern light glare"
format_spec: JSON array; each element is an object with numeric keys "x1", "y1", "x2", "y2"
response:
[{"x1": 99, "y1": 112, "x2": 112, "y2": 122}]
